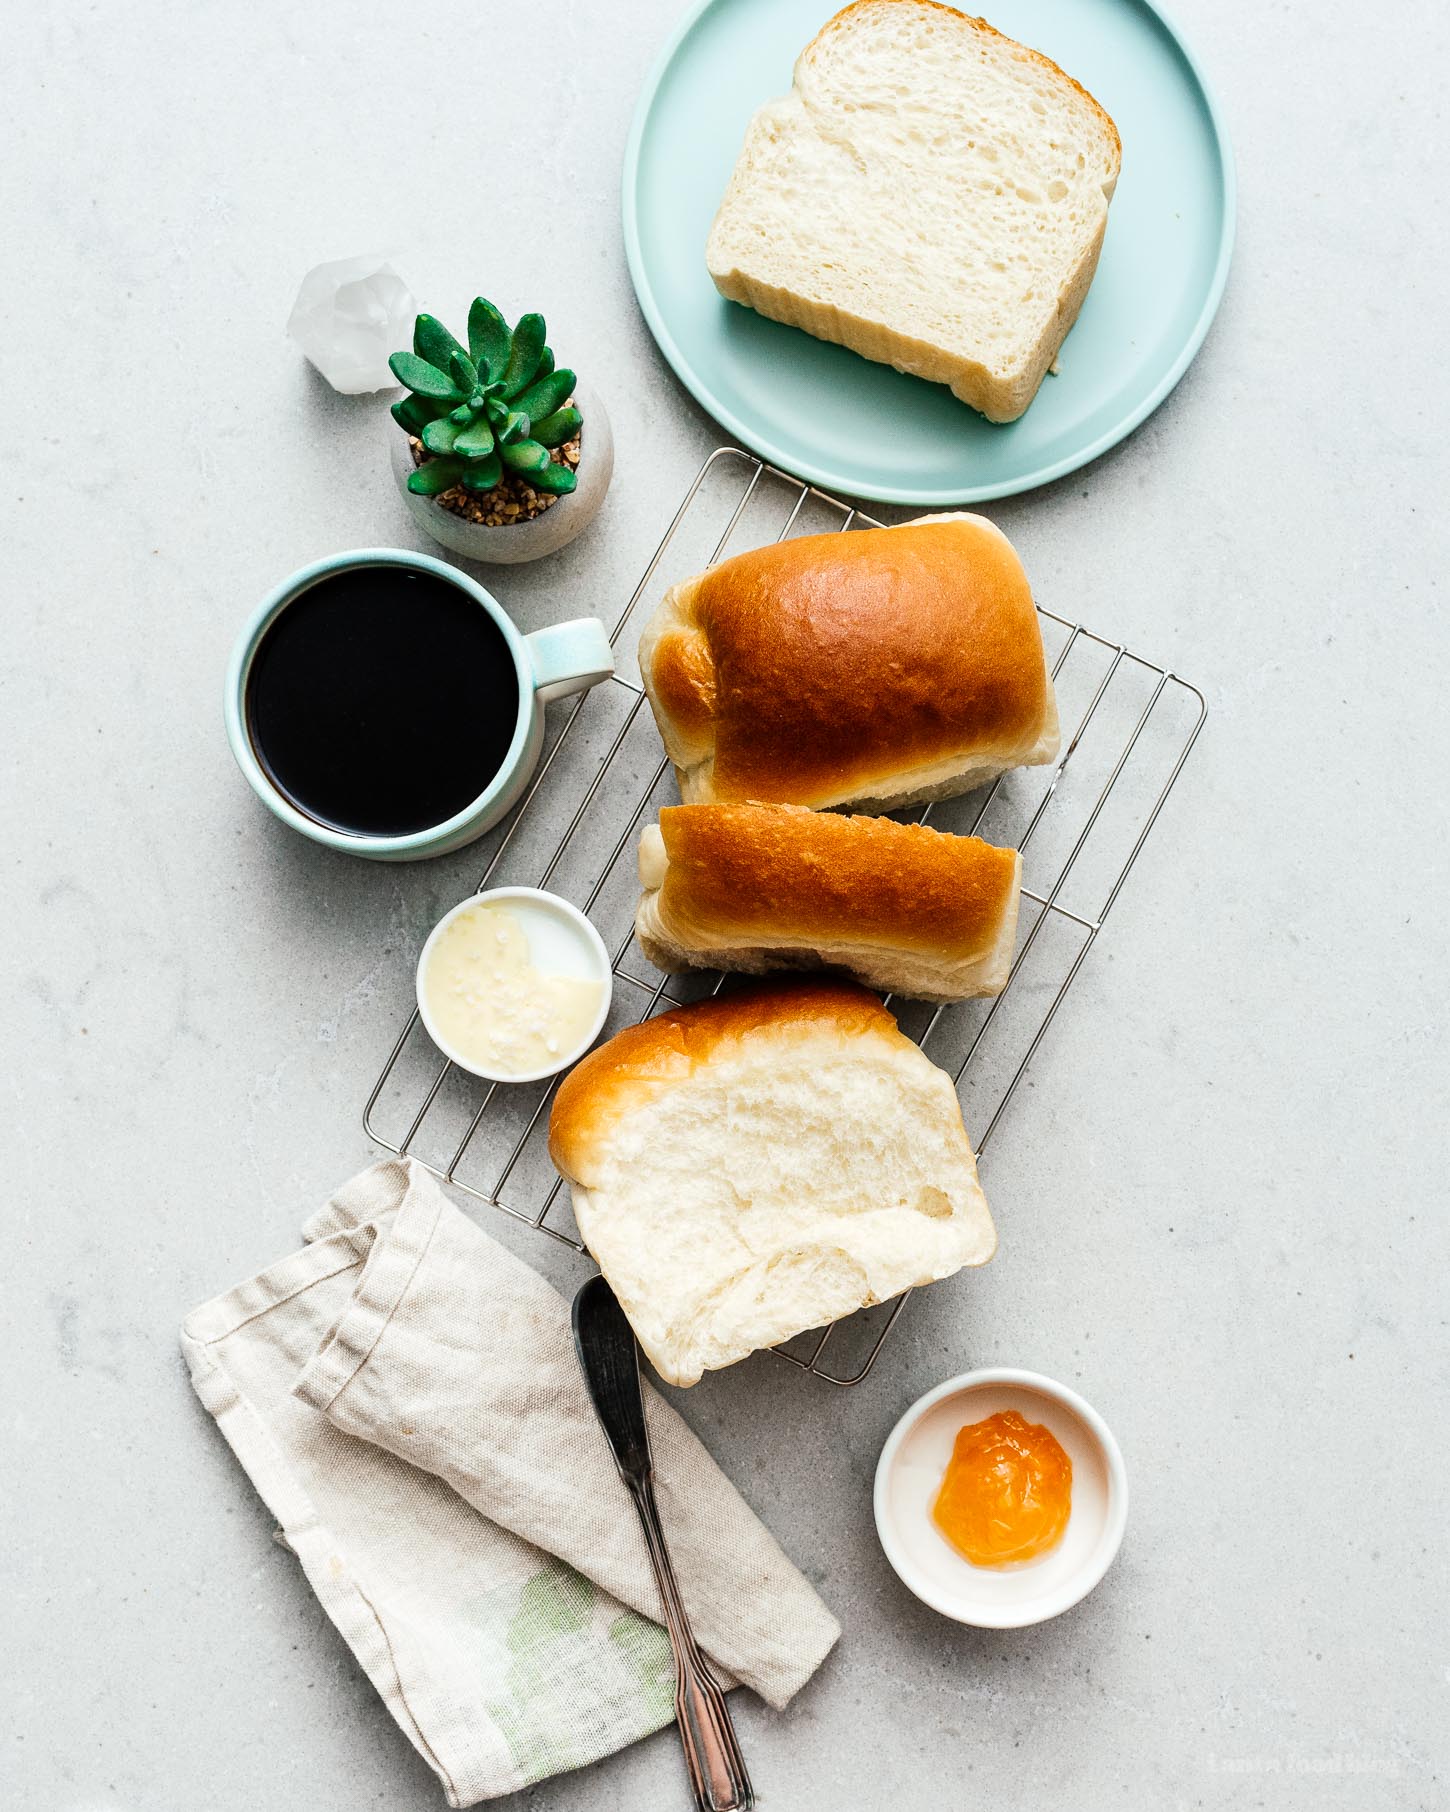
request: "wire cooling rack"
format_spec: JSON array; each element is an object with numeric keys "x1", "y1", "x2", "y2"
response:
[{"x1": 364, "y1": 447, "x2": 1206, "y2": 1384}]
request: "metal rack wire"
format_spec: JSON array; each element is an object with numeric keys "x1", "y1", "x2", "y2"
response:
[{"x1": 364, "y1": 447, "x2": 1207, "y2": 1384}]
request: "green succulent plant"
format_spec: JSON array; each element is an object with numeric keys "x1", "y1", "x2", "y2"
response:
[{"x1": 389, "y1": 298, "x2": 581, "y2": 498}]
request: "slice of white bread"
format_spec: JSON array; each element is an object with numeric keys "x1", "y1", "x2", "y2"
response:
[
  {"x1": 548, "y1": 978, "x2": 995, "y2": 1386},
  {"x1": 636, "y1": 804, "x2": 1022, "y2": 1002},
  {"x1": 706, "y1": 0, "x2": 1121, "y2": 422}
]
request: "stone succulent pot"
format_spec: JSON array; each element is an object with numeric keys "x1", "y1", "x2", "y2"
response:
[{"x1": 389, "y1": 378, "x2": 613, "y2": 565}]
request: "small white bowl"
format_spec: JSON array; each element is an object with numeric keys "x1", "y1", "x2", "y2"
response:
[
  {"x1": 873, "y1": 1368, "x2": 1128, "y2": 1628},
  {"x1": 415, "y1": 887, "x2": 612, "y2": 1084}
]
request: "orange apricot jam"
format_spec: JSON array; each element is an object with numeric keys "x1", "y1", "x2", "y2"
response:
[{"x1": 932, "y1": 1408, "x2": 1073, "y2": 1568}]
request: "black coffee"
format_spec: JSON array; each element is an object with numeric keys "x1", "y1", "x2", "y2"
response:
[{"x1": 245, "y1": 567, "x2": 519, "y2": 837}]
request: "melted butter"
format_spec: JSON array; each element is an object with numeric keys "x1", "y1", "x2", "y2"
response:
[
  {"x1": 423, "y1": 903, "x2": 602, "y2": 1077},
  {"x1": 932, "y1": 1409, "x2": 1072, "y2": 1568}
]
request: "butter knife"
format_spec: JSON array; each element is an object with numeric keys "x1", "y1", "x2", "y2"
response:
[{"x1": 572, "y1": 1275, "x2": 755, "y2": 1812}]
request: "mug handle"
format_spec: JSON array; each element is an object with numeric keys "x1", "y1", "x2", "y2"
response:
[{"x1": 524, "y1": 618, "x2": 615, "y2": 705}]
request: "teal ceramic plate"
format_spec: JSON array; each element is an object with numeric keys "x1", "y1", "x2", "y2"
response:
[{"x1": 623, "y1": 0, "x2": 1234, "y2": 505}]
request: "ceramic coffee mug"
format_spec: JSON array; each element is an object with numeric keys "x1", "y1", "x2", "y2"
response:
[{"x1": 224, "y1": 547, "x2": 614, "y2": 860}]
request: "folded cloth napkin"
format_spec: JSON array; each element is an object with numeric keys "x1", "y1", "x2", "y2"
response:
[{"x1": 181, "y1": 1157, "x2": 838, "y2": 1806}]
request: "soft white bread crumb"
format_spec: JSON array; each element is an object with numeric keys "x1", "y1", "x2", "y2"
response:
[
  {"x1": 548, "y1": 980, "x2": 995, "y2": 1386},
  {"x1": 706, "y1": 0, "x2": 1121, "y2": 422}
]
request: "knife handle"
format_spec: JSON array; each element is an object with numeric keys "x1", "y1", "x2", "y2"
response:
[{"x1": 629, "y1": 1477, "x2": 755, "y2": 1812}]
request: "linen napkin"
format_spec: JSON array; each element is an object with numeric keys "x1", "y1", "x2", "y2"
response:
[{"x1": 181, "y1": 1157, "x2": 838, "y2": 1805}]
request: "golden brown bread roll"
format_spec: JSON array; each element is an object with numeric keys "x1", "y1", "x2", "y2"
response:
[
  {"x1": 637, "y1": 513, "x2": 1059, "y2": 811},
  {"x1": 547, "y1": 978, "x2": 995, "y2": 1385},
  {"x1": 635, "y1": 803, "x2": 1021, "y2": 1002}
]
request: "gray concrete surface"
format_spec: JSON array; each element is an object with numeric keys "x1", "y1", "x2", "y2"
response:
[{"x1": 4, "y1": 2, "x2": 1447, "y2": 1807}]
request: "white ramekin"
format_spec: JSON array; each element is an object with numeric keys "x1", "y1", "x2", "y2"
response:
[
  {"x1": 415, "y1": 887, "x2": 612, "y2": 1084},
  {"x1": 873, "y1": 1367, "x2": 1129, "y2": 1627}
]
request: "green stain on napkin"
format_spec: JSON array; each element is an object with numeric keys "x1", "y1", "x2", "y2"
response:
[
  {"x1": 608, "y1": 1609, "x2": 677, "y2": 1723},
  {"x1": 477, "y1": 1563, "x2": 676, "y2": 1784}
]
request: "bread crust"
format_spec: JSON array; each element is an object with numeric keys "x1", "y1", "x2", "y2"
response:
[
  {"x1": 646, "y1": 803, "x2": 1019, "y2": 960},
  {"x1": 638, "y1": 514, "x2": 1057, "y2": 809},
  {"x1": 549, "y1": 977, "x2": 900, "y2": 1185}
]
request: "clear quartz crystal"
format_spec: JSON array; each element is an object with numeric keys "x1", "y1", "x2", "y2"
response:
[{"x1": 286, "y1": 254, "x2": 416, "y2": 394}]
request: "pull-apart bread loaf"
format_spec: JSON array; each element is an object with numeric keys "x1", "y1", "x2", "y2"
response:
[
  {"x1": 637, "y1": 803, "x2": 1020, "y2": 1002},
  {"x1": 638, "y1": 514, "x2": 1058, "y2": 811},
  {"x1": 547, "y1": 978, "x2": 995, "y2": 1386},
  {"x1": 705, "y1": 0, "x2": 1121, "y2": 423}
]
